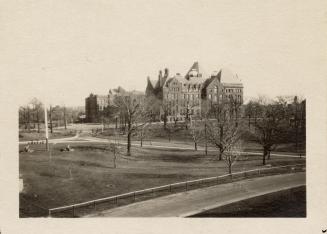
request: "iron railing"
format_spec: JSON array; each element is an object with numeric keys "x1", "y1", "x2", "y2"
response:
[{"x1": 47, "y1": 163, "x2": 305, "y2": 217}]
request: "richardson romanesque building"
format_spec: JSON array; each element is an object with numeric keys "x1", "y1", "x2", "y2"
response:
[{"x1": 146, "y1": 62, "x2": 243, "y2": 122}]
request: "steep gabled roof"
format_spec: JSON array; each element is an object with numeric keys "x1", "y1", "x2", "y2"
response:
[
  {"x1": 218, "y1": 68, "x2": 242, "y2": 84},
  {"x1": 201, "y1": 76, "x2": 216, "y2": 89},
  {"x1": 185, "y1": 61, "x2": 208, "y2": 80},
  {"x1": 149, "y1": 79, "x2": 157, "y2": 88}
]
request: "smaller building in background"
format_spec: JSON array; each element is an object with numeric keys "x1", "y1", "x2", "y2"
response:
[{"x1": 85, "y1": 93, "x2": 113, "y2": 123}]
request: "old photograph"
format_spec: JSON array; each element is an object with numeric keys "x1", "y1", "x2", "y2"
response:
[
  {"x1": 19, "y1": 62, "x2": 306, "y2": 218},
  {"x1": 15, "y1": 1, "x2": 310, "y2": 218},
  {"x1": 1, "y1": 0, "x2": 326, "y2": 232}
]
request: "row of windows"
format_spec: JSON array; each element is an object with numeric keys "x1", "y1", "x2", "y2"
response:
[
  {"x1": 167, "y1": 93, "x2": 201, "y2": 100},
  {"x1": 184, "y1": 93, "x2": 200, "y2": 100},
  {"x1": 166, "y1": 92, "x2": 242, "y2": 101},
  {"x1": 167, "y1": 100, "x2": 200, "y2": 106},
  {"x1": 171, "y1": 87, "x2": 179, "y2": 92},
  {"x1": 208, "y1": 94, "x2": 223, "y2": 101},
  {"x1": 225, "y1": 88, "x2": 242, "y2": 93},
  {"x1": 183, "y1": 83, "x2": 201, "y2": 90}
]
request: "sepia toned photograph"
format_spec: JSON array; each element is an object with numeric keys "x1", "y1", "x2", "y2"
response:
[
  {"x1": 18, "y1": 62, "x2": 306, "y2": 218},
  {"x1": 1, "y1": 0, "x2": 326, "y2": 232},
  {"x1": 15, "y1": 1, "x2": 309, "y2": 218}
]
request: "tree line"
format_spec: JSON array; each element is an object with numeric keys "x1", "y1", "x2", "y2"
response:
[
  {"x1": 19, "y1": 98, "x2": 84, "y2": 133},
  {"x1": 99, "y1": 89, "x2": 305, "y2": 173},
  {"x1": 19, "y1": 92, "x2": 305, "y2": 173}
]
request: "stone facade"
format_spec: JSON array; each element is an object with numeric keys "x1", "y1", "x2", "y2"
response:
[{"x1": 146, "y1": 62, "x2": 243, "y2": 122}]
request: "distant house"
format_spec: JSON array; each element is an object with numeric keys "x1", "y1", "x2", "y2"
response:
[{"x1": 85, "y1": 93, "x2": 113, "y2": 123}]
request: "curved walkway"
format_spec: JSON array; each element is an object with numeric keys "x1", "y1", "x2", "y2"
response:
[
  {"x1": 19, "y1": 133, "x2": 305, "y2": 158},
  {"x1": 85, "y1": 172, "x2": 305, "y2": 217}
]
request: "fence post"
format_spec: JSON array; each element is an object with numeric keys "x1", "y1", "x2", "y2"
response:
[
  {"x1": 48, "y1": 209, "x2": 51, "y2": 217},
  {"x1": 72, "y1": 206, "x2": 75, "y2": 217},
  {"x1": 94, "y1": 201, "x2": 96, "y2": 210},
  {"x1": 186, "y1": 182, "x2": 188, "y2": 191},
  {"x1": 133, "y1": 192, "x2": 136, "y2": 202},
  {"x1": 169, "y1": 184, "x2": 172, "y2": 192},
  {"x1": 152, "y1": 189, "x2": 154, "y2": 197}
]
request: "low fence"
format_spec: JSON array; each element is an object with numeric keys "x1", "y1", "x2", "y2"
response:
[{"x1": 48, "y1": 163, "x2": 305, "y2": 217}]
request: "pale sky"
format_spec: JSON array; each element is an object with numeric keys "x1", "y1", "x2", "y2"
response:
[{"x1": 1, "y1": 0, "x2": 326, "y2": 106}]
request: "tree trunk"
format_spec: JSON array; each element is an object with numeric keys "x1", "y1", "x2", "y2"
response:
[
  {"x1": 127, "y1": 119, "x2": 132, "y2": 156},
  {"x1": 163, "y1": 114, "x2": 167, "y2": 129},
  {"x1": 49, "y1": 106, "x2": 53, "y2": 134},
  {"x1": 37, "y1": 110, "x2": 40, "y2": 133},
  {"x1": 64, "y1": 107, "x2": 67, "y2": 130},
  {"x1": 267, "y1": 150, "x2": 271, "y2": 160},
  {"x1": 263, "y1": 147, "x2": 267, "y2": 165},
  {"x1": 27, "y1": 108, "x2": 31, "y2": 132},
  {"x1": 127, "y1": 131, "x2": 131, "y2": 156},
  {"x1": 204, "y1": 123, "x2": 207, "y2": 156},
  {"x1": 113, "y1": 152, "x2": 116, "y2": 168},
  {"x1": 228, "y1": 165, "x2": 232, "y2": 175},
  {"x1": 295, "y1": 125, "x2": 299, "y2": 153},
  {"x1": 194, "y1": 141, "x2": 197, "y2": 151},
  {"x1": 219, "y1": 148, "x2": 223, "y2": 161},
  {"x1": 168, "y1": 130, "x2": 171, "y2": 142},
  {"x1": 140, "y1": 136, "x2": 143, "y2": 147}
]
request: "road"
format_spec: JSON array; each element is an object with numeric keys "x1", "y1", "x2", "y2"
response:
[{"x1": 85, "y1": 172, "x2": 305, "y2": 217}]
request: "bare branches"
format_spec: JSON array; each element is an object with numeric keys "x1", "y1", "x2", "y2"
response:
[
  {"x1": 223, "y1": 140, "x2": 243, "y2": 174},
  {"x1": 206, "y1": 100, "x2": 242, "y2": 161},
  {"x1": 113, "y1": 91, "x2": 147, "y2": 156},
  {"x1": 248, "y1": 95, "x2": 290, "y2": 165}
]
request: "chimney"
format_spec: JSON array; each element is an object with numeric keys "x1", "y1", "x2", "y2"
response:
[
  {"x1": 158, "y1": 70, "x2": 162, "y2": 86},
  {"x1": 164, "y1": 68, "x2": 169, "y2": 78}
]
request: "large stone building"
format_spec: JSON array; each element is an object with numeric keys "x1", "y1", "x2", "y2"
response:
[{"x1": 146, "y1": 62, "x2": 243, "y2": 122}]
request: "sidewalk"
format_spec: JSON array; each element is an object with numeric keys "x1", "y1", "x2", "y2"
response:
[{"x1": 86, "y1": 172, "x2": 305, "y2": 217}]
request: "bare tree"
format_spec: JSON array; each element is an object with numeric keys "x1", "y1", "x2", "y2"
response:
[
  {"x1": 201, "y1": 99, "x2": 211, "y2": 156},
  {"x1": 19, "y1": 106, "x2": 31, "y2": 131},
  {"x1": 108, "y1": 130, "x2": 123, "y2": 168},
  {"x1": 224, "y1": 140, "x2": 243, "y2": 175},
  {"x1": 31, "y1": 98, "x2": 44, "y2": 133},
  {"x1": 189, "y1": 119, "x2": 203, "y2": 151},
  {"x1": 49, "y1": 105, "x2": 53, "y2": 133},
  {"x1": 137, "y1": 123, "x2": 152, "y2": 147},
  {"x1": 161, "y1": 100, "x2": 169, "y2": 130},
  {"x1": 113, "y1": 91, "x2": 146, "y2": 156},
  {"x1": 206, "y1": 100, "x2": 241, "y2": 161},
  {"x1": 63, "y1": 106, "x2": 67, "y2": 130},
  {"x1": 250, "y1": 96, "x2": 288, "y2": 165}
]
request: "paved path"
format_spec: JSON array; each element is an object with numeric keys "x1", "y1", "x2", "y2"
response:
[
  {"x1": 19, "y1": 133, "x2": 305, "y2": 158},
  {"x1": 85, "y1": 172, "x2": 305, "y2": 217}
]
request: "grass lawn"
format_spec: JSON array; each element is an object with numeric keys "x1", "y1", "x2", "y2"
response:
[
  {"x1": 19, "y1": 140, "x2": 305, "y2": 217},
  {"x1": 94, "y1": 130, "x2": 306, "y2": 155},
  {"x1": 190, "y1": 186, "x2": 306, "y2": 217},
  {"x1": 19, "y1": 129, "x2": 76, "y2": 141}
]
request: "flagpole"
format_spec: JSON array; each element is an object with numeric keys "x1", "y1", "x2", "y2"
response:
[{"x1": 44, "y1": 101, "x2": 49, "y2": 151}]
